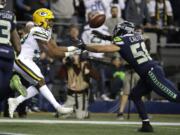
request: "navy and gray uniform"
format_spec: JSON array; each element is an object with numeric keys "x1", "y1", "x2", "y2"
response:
[
  {"x1": 0, "y1": 10, "x2": 16, "y2": 100},
  {"x1": 113, "y1": 33, "x2": 180, "y2": 120}
]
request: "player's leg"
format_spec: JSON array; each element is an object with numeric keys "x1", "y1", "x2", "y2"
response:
[
  {"x1": 8, "y1": 85, "x2": 39, "y2": 118},
  {"x1": 0, "y1": 69, "x2": 5, "y2": 100},
  {"x1": 147, "y1": 66, "x2": 180, "y2": 102},
  {"x1": 0, "y1": 60, "x2": 5, "y2": 100},
  {"x1": 129, "y1": 80, "x2": 153, "y2": 132},
  {"x1": 0, "y1": 59, "x2": 14, "y2": 101},
  {"x1": 13, "y1": 58, "x2": 73, "y2": 114}
]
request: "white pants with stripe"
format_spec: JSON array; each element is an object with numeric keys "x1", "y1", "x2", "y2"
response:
[{"x1": 13, "y1": 57, "x2": 44, "y2": 85}]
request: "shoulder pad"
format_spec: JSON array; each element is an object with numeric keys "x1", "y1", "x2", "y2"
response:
[{"x1": 31, "y1": 27, "x2": 49, "y2": 41}]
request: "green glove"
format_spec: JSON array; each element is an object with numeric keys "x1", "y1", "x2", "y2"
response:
[{"x1": 113, "y1": 71, "x2": 125, "y2": 80}]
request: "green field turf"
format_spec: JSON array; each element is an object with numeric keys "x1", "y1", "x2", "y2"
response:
[{"x1": 0, "y1": 113, "x2": 180, "y2": 135}]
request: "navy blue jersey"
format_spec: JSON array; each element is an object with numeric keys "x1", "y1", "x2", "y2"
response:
[
  {"x1": 0, "y1": 10, "x2": 16, "y2": 59},
  {"x1": 0, "y1": 9, "x2": 16, "y2": 46},
  {"x1": 113, "y1": 33, "x2": 156, "y2": 77}
]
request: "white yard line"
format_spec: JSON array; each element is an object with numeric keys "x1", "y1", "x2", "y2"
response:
[
  {"x1": 0, "y1": 119, "x2": 180, "y2": 126},
  {"x1": 0, "y1": 132, "x2": 29, "y2": 135}
]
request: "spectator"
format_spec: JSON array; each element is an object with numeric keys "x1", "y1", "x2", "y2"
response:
[
  {"x1": 73, "y1": 0, "x2": 86, "y2": 24},
  {"x1": 83, "y1": 0, "x2": 108, "y2": 21},
  {"x1": 105, "y1": 55, "x2": 140, "y2": 120},
  {"x1": 125, "y1": 0, "x2": 151, "y2": 27},
  {"x1": 81, "y1": 11, "x2": 112, "y2": 101},
  {"x1": 105, "y1": 0, "x2": 125, "y2": 19},
  {"x1": 148, "y1": 0, "x2": 173, "y2": 28},
  {"x1": 16, "y1": 0, "x2": 49, "y2": 20},
  {"x1": 105, "y1": 5, "x2": 124, "y2": 34},
  {"x1": 105, "y1": 56, "x2": 125, "y2": 100},
  {"x1": 60, "y1": 25, "x2": 80, "y2": 47},
  {"x1": 58, "y1": 52, "x2": 99, "y2": 119},
  {"x1": 117, "y1": 64, "x2": 140, "y2": 120},
  {"x1": 170, "y1": 0, "x2": 180, "y2": 26},
  {"x1": 50, "y1": 0, "x2": 77, "y2": 40}
]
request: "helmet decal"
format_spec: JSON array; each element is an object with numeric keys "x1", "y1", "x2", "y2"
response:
[{"x1": 39, "y1": 12, "x2": 48, "y2": 17}]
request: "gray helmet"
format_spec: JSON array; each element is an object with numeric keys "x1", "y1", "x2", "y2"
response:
[{"x1": 113, "y1": 21, "x2": 135, "y2": 37}]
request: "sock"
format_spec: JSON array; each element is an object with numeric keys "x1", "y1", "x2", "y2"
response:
[
  {"x1": 16, "y1": 86, "x2": 39, "y2": 104},
  {"x1": 39, "y1": 85, "x2": 60, "y2": 109}
]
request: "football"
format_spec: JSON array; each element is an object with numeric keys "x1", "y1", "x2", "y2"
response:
[{"x1": 89, "y1": 13, "x2": 106, "y2": 28}]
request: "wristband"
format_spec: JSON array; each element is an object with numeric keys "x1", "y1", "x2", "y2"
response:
[{"x1": 67, "y1": 46, "x2": 77, "y2": 52}]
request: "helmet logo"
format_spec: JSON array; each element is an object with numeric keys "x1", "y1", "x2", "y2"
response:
[{"x1": 39, "y1": 12, "x2": 47, "y2": 17}]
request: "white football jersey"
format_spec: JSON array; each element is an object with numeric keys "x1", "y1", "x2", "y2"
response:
[
  {"x1": 81, "y1": 24, "x2": 111, "y2": 58},
  {"x1": 83, "y1": 0, "x2": 108, "y2": 20},
  {"x1": 18, "y1": 26, "x2": 51, "y2": 60}
]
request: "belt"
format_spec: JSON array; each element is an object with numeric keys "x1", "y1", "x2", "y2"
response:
[{"x1": 67, "y1": 89, "x2": 89, "y2": 96}]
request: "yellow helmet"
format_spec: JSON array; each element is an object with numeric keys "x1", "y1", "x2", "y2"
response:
[{"x1": 33, "y1": 8, "x2": 54, "y2": 29}]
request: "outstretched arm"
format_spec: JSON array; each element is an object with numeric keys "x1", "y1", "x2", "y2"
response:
[
  {"x1": 37, "y1": 39, "x2": 77, "y2": 59},
  {"x1": 85, "y1": 44, "x2": 120, "y2": 53}
]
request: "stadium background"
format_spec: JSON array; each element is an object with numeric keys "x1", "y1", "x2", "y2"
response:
[
  {"x1": 1, "y1": 0, "x2": 180, "y2": 119},
  {"x1": 0, "y1": 0, "x2": 180, "y2": 135}
]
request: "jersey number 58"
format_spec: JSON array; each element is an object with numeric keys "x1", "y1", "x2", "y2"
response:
[{"x1": 130, "y1": 42, "x2": 152, "y2": 64}]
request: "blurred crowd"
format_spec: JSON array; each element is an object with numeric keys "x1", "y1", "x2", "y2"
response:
[
  {"x1": 1, "y1": 0, "x2": 180, "y2": 119},
  {"x1": 13, "y1": 0, "x2": 180, "y2": 42}
]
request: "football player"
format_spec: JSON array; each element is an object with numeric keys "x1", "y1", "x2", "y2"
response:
[
  {"x1": 0, "y1": 0, "x2": 21, "y2": 100},
  {"x1": 8, "y1": 8, "x2": 77, "y2": 118},
  {"x1": 78, "y1": 21, "x2": 180, "y2": 132}
]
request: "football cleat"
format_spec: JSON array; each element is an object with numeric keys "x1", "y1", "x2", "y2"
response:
[
  {"x1": 10, "y1": 74, "x2": 27, "y2": 97},
  {"x1": 8, "y1": 98, "x2": 19, "y2": 118},
  {"x1": 117, "y1": 113, "x2": 124, "y2": 120},
  {"x1": 56, "y1": 105, "x2": 73, "y2": 114},
  {"x1": 138, "y1": 123, "x2": 154, "y2": 132}
]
